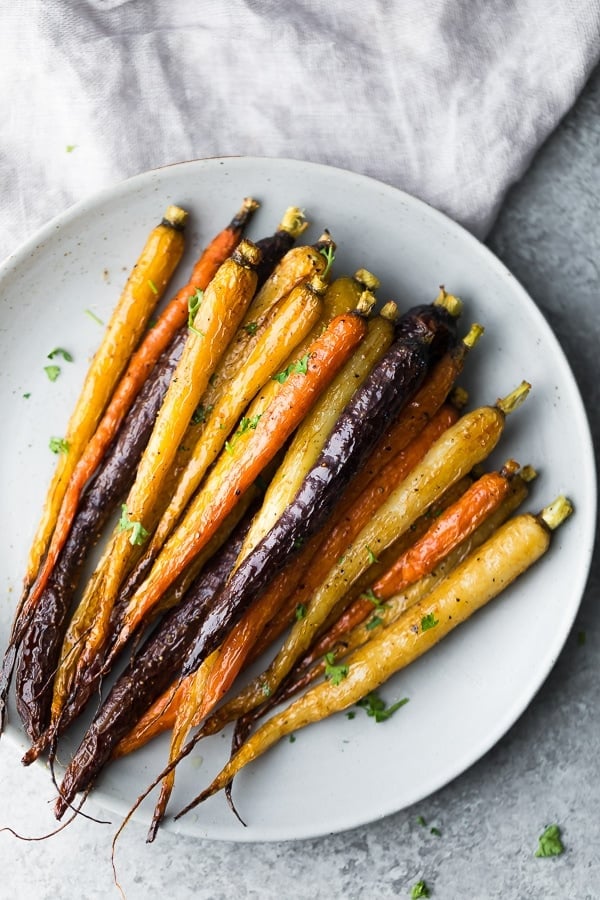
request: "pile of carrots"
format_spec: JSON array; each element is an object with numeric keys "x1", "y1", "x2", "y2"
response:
[{"x1": 1, "y1": 198, "x2": 573, "y2": 842}]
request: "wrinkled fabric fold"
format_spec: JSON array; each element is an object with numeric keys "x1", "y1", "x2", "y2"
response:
[{"x1": 1, "y1": 0, "x2": 599, "y2": 257}]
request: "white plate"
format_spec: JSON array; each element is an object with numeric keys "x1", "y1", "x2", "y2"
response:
[{"x1": 0, "y1": 157, "x2": 595, "y2": 842}]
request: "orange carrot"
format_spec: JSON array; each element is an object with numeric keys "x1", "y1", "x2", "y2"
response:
[{"x1": 22, "y1": 198, "x2": 258, "y2": 616}]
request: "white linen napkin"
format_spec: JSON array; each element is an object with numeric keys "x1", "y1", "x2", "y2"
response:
[{"x1": 1, "y1": 0, "x2": 599, "y2": 259}]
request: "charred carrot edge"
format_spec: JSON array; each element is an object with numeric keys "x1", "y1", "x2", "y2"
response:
[
  {"x1": 48, "y1": 240, "x2": 262, "y2": 729},
  {"x1": 104, "y1": 311, "x2": 369, "y2": 669},
  {"x1": 22, "y1": 198, "x2": 258, "y2": 618},
  {"x1": 176, "y1": 496, "x2": 572, "y2": 816},
  {"x1": 13, "y1": 205, "x2": 189, "y2": 640}
]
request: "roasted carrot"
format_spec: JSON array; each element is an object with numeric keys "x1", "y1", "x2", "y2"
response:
[
  {"x1": 53, "y1": 311, "x2": 368, "y2": 816},
  {"x1": 116, "y1": 304, "x2": 397, "y2": 813},
  {"x1": 233, "y1": 296, "x2": 392, "y2": 566},
  {"x1": 283, "y1": 468, "x2": 536, "y2": 698},
  {"x1": 49, "y1": 239, "x2": 262, "y2": 729},
  {"x1": 53, "y1": 509, "x2": 258, "y2": 819},
  {"x1": 307, "y1": 459, "x2": 521, "y2": 655},
  {"x1": 192, "y1": 383, "x2": 530, "y2": 732},
  {"x1": 178, "y1": 496, "x2": 572, "y2": 816},
  {"x1": 243, "y1": 323, "x2": 482, "y2": 660},
  {"x1": 13, "y1": 205, "x2": 188, "y2": 634},
  {"x1": 134, "y1": 275, "x2": 326, "y2": 578},
  {"x1": 22, "y1": 199, "x2": 258, "y2": 617},
  {"x1": 177, "y1": 295, "x2": 461, "y2": 693},
  {"x1": 102, "y1": 310, "x2": 368, "y2": 670}
]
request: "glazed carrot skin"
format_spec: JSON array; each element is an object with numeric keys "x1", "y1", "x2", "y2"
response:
[
  {"x1": 23, "y1": 199, "x2": 259, "y2": 616},
  {"x1": 14, "y1": 205, "x2": 188, "y2": 634},
  {"x1": 49, "y1": 239, "x2": 263, "y2": 729},
  {"x1": 179, "y1": 497, "x2": 573, "y2": 815},
  {"x1": 105, "y1": 311, "x2": 368, "y2": 668},
  {"x1": 53, "y1": 511, "x2": 255, "y2": 818}
]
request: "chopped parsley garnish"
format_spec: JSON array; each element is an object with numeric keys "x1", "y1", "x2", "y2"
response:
[
  {"x1": 324, "y1": 652, "x2": 349, "y2": 685},
  {"x1": 289, "y1": 734, "x2": 296, "y2": 743},
  {"x1": 44, "y1": 365, "x2": 61, "y2": 382},
  {"x1": 187, "y1": 288, "x2": 205, "y2": 335},
  {"x1": 366, "y1": 615, "x2": 383, "y2": 631},
  {"x1": 147, "y1": 279, "x2": 159, "y2": 295},
  {"x1": 357, "y1": 691, "x2": 409, "y2": 722},
  {"x1": 293, "y1": 537, "x2": 305, "y2": 549},
  {"x1": 224, "y1": 440, "x2": 234, "y2": 454},
  {"x1": 319, "y1": 244, "x2": 335, "y2": 279},
  {"x1": 243, "y1": 321, "x2": 259, "y2": 335},
  {"x1": 23, "y1": 392, "x2": 31, "y2": 399},
  {"x1": 295, "y1": 603, "x2": 307, "y2": 621},
  {"x1": 65, "y1": 144, "x2": 76, "y2": 153},
  {"x1": 191, "y1": 403, "x2": 213, "y2": 425},
  {"x1": 535, "y1": 824, "x2": 564, "y2": 858},
  {"x1": 346, "y1": 711, "x2": 356, "y2": 720},
  {"x1": 361, "y1": 588, "x2": 387, "y2": 611},
  {"x1": 430, "y1": 827, "x2": 441, "y2": 837},
  {"x1": 410, "y1": 880, "x2": 430, "y2": 898},
  {"x1": 49, "y1": 436, "x2": 69, "y2": 454},
  {"x1": 421, "y1": 613, "x2": 439, "y2": 632},
  {"x1": 85, "y1": 308, "x2": 104, "y2": 326},
  {"x1": 236, "y1": 414, "x2": 261, "y2": 436},
  {"x1": 366, "y1": 545, "x2": 379, "y2": 564},
  {"x1": 118, "y1": 505, "x2": 149, "y2": 546},
  {"x1": 48, "y1": 347, "x2": 74, "y2": 363},
  {"x1": 416, "y1": 815, "x2": 427, "y2": 827},
  {"x1": 272, "y1": 354, "x2": 310, "y2": 384},
  {"x1": 261, "y1": 683, "x2": 272, "y2": 697}
]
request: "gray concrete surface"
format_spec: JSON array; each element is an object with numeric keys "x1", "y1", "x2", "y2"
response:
[{"x1": 0, "y1": 66, "x2": 598, "y2": 900}]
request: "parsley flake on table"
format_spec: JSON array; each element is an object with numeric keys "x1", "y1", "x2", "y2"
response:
[
  {"x1": 44, "y1": 364, "x2": 61, "y2": 382},
  {"x1": 49, "y1": 436, "x2": 69, "y2": 454},
  {"x1": 410, "y1": 880, "x2": 430, "y2": 898},
  {"x1": 421, "y1": 612, "x2": 439, "y2": 632},
  {"x1": 535, "y1": 824, "x2": 564, "y2": 858}
]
